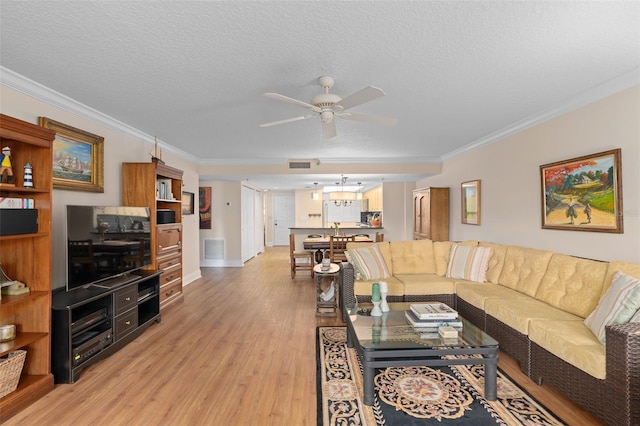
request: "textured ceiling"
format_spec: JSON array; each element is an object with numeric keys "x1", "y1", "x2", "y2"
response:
[{"x1": 1, "y1": 1, "x2": 639, "y2": 190}]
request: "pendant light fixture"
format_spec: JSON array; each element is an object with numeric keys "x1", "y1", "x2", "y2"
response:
[
  {"x1": 329, "y1": 175, "x2": 357, "y2": 206},
  {"x1": 312, "y1": 182, "x2": 320, "y2": 200}
]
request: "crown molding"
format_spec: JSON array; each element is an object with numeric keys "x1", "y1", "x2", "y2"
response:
[
  {"x1": 443, "y1": 68, "x2": 640, "y2": 161},
  {"x1": 0, "y1": 66, "x2": 198, "y2": 162}
]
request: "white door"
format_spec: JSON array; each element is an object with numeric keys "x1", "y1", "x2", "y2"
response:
[
  {"x1": 255, "y1": 190, "x2": 264, "y2": 254},
  {"x1": 242, "y1": 186, "x2": 255, "y2": 262},
  {"x1": 273, "y1": 193, "x2": 295, "y2": 246}
]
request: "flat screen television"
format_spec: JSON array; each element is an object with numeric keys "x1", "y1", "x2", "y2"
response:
[{"x1": 66, "y1": 205, "x2": 152, "y2": 291}]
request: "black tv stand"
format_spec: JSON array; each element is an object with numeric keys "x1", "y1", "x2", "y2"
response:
[
  {"x1": 52, "y1": 271, "x2": 161, "y2": 383},
  {"x1": 91, "y1": 273, "x2": 142, "y2": 290}
]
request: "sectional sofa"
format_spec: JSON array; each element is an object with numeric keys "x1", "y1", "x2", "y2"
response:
[{"x1": 339, "y1": 239, "x2": 640, "y2": 426}]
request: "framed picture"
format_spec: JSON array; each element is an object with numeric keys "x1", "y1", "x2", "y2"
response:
[
  {"x1": 461, "y1": 180, "x2": 481, "y2": 225},
  {"x1": 199, "y1": 187, "x2": 211, "y2": 229},
  {"x1": 39, "y1": 117, "x2": 104, "y2": 192},
  {"x1": 182, "y1": 191, "x2": 195, "y2": 215},
  {"x1": 540, "y1": 149, "x2": 623, "y2": 233}
]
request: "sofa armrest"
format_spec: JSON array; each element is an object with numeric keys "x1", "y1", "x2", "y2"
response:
[
  {"x1": 605, "y1": 321, "x2": 640, "y2": 426},
  {"x1": 340, "y1": 262, "x2": 356, "y2": 323}
]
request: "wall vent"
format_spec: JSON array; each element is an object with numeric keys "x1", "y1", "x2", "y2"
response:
[
  {"x1": 288, "y1": 159, "x2": 318, "y2": 169},
  {"x1": 204, "y1": 238, "x2": 224, "y2": 260}
]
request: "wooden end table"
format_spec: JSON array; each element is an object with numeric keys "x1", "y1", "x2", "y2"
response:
[{"x1": 314, "y1": 263, "x2": 340, "y2": 317}]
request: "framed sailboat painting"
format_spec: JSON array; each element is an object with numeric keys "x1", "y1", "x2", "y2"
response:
[{"x1": 39, "y1": 117, "x2": 104, "y2": 192}]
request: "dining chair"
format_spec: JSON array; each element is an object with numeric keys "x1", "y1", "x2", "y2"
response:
[
  {"x1": 290, "y1": 233, "x2": 314, "y2": 278},
  {"x1": 329, "y1": 235, "x2": 354, "y2": 263},
  {"x1": 375, "y1": 232, "x2": 384, "y2": 242}
]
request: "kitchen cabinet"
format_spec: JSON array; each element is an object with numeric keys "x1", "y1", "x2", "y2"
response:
[
  {"x1": 364, "y1": 186, "x2": 382, "y2": 211},
  {"x1": 413, "y1": 187, "x2": 449, "y2": 241}
]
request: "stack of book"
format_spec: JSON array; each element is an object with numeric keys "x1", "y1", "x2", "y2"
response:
[{"x1": 405, "y1": 303, "x2": 462, "y2": 337}]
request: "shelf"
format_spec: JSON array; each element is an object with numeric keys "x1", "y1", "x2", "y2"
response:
[
  {"x1": 0, "y1": 332, "x2": 48, "y2": 357},
  {"x1": 0, "y1": 291, "x2": 49, "y2": 307},
  {"x1": 0, "y1": 187, "x2": 49, "y2": 195},
  {"x1": 0, "y1": 374, "x2": 54, "y2": 419},
  {"x1": 0, "y1": 232, "x2": 49, "y2": 241}
]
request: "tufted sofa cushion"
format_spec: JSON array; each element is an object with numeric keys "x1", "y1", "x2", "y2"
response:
[
  {"x1": 602, "y1": 261, "x2": 640, "y2": 295},
  {"x1": 433, "y1": 241, "x2": 454, "y2": 276},
  {"x1": 535, "y1": 254, "x2": 608, "y2": 318},
  {"x1": 498, "y1": 246, "x2": 553, "y2": 297},
  {"x1": 479, "y1": 241, "x2": 508, "y2": 284},
  {"x1": 389, "y1": 240, "x2": 436, "y2": 274}
]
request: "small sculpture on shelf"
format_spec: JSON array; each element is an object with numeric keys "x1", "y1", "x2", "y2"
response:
[
  {"x1": 0, "y1": 264, "x2": 30, "y2": 298},
  {"x1": 23, "y1": 162, "x2": 33, "y2": 188},
  {"x1": 0, "y1": 146, "x2": 14, "y2": 186}
]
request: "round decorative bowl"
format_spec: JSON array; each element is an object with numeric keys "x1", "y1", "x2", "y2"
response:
[{"x1": 0, "y1": 324, "x2": 16, "y2": 342}]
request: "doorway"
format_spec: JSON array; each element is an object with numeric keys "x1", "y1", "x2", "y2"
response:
[{"x1": 273, "y1": 193, "x2": 295, "y2": 246}]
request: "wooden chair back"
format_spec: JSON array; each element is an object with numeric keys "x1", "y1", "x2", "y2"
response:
[
  {"x1": 289, "y1": 233, "x2": 314, "y2": 278},
  {"x1": 375, "y1": 232, "x2": 384, "y2": 242},
  {"x1": 329, "y1": 235, "x2": 354, "y2": 263}
]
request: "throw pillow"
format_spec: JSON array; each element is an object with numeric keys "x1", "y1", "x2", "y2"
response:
[
  {"x1": 347, "y1": 245, "x2": 391, "y2": 280},
  {"x1": 445, "y1": 244, "x2": 492, "y2": 282},
  {"x1": 584, "y1": 271, "x2": 640, "y2": 344}
]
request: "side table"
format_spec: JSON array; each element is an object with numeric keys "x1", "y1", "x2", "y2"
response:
[{"x1": 314, "y1": 263, "x2": 340, "y2": 317}]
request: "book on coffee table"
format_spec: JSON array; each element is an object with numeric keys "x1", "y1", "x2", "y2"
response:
[
  {"x1": 410, "y1": 303, "x2": 458, "y2": 320},
  {"x1": 405, "y1": 310, "x2": 462, "y2": 328}
]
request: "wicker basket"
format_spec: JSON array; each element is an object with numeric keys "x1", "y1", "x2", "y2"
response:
[{"x1": 0, "y1": 350, "x2": 26, "y2": 399}]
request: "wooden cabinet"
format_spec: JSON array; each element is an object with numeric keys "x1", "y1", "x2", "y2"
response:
[
  {"x1": 413, "y1": 187, "x2": 449, "y2": 241},
  {"x1": 0, "y1": 114, "x2": 55, "y2": 418},
  {"x1": 364, "y1": 186, "x2": 383, "y2": 211},
  {"x1": 122, "y1": 160, "x2": 184, "y2": 310}
]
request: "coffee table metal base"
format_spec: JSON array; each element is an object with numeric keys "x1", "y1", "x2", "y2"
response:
[{"x1": 346, "y1": 323, "x2": 498, "y2": 406}]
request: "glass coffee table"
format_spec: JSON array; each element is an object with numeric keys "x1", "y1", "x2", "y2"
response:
[{"x1": 345, "y1": 302, "x2": 499, "y2": 406}]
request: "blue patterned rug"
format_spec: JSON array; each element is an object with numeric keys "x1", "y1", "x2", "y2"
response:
[{"x1": 317, "y1": 326, "x2": 566, "y2": 426}]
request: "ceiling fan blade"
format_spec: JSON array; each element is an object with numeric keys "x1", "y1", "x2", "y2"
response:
[
  {"x1": 333, "y1": 86, "x2": 385, "y2": 111},
  {"x1": 322, "y1": 119, "x2": 337, "y2": 139},
  {"x1": 263, "y1": 93, "x2": 321, "y2": 112},
  {"x1": 259, "y1": 114, "x2": 314, "y2": 128},
  {"x1": 338, "y1": 111, "x2": 398, "y2": 126}
]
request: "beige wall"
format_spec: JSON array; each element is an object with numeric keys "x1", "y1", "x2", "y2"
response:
[
  {"x1": 417, "y1": 86, "x2": 640, "y2": 263},
  {"x1": 198, "y1": 180, "x2": 243, "y2": 266},
  {"x1": 295, "y1": 189, "x2": 323, "y2": 227},
  {"x1": 1, "y1": 85, "x2": 203, "y2": 288}
]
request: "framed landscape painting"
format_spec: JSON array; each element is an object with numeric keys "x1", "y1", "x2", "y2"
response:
[
  {"x1": 540, "y1": 149, "x2": 622, "y2": 233},
  {"x1": 461, "y1": 180, "x2": 480, "y2": 225},
  {"x1": 39, "y1": 117, "x2": 104, "y2": 192}
]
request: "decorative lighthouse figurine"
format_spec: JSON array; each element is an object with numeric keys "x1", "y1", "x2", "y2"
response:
[{"x1": 23, "y1": 162, "x2": 33, "y2": 188}]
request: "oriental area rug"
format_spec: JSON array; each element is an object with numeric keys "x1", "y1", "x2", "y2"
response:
[{"x1": 316, "y1": 326, "x2": 565, "y2": 426}]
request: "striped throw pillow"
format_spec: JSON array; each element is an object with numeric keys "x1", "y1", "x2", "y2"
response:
[
  {"x1": 584, "y1": 271, "x2": 640, "y2": 344},
  {"x1": 347, "y1": 245, "x2": 391, "y2": 280},
  {"x1": 446, "y1": 244, "x2": 492, "y2": 283}
]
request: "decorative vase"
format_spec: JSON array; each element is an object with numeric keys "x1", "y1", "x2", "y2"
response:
[
  {"x1": 379, "y1": 281, "x2": 389, "y2": 312},
  {"x1": 370, "y1": 300, "x2": 382, "y2": 317}
]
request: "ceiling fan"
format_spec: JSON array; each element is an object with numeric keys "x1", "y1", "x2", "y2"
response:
[{"x1": 260, "y1": 76, "x2": 397, "y2": 139}]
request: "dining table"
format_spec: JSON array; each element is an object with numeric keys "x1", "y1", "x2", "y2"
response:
[{"x1": 303, "y1": 235, "x2": 373, "y2": 263}]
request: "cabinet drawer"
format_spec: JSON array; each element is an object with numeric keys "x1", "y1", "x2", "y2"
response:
[
  {"x1": 160, "y1": 279, "x2": 182, "y2": 304},
  {"x1": 114, "y1": 285, "x2": 138, "y2": 315},
  {"x1": 157, "y1": 251, "x2": 181, "y2": 271},
  {"x1": 156, "y1": 224, "x2": 181, "y2": 256},
  {"x1": 114, "y1": 309, "x2": 138, "y2": 340},
  {"x1": 160, "y1": 266, "x2": 182, "y2": 286}
]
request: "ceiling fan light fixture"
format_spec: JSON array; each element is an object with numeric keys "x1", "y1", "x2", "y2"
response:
[{"x1": 320, "y1": 110, "x2": 333, "y2": 123}]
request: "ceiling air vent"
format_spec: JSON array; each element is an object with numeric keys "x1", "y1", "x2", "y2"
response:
[{"x1": 288, "y1": 159, "x2": 318, "y2": 169}]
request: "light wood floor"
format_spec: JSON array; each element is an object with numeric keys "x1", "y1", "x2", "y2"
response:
[{"x1": 5, "y1": 247, "x2": 601, "y2": 425}]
